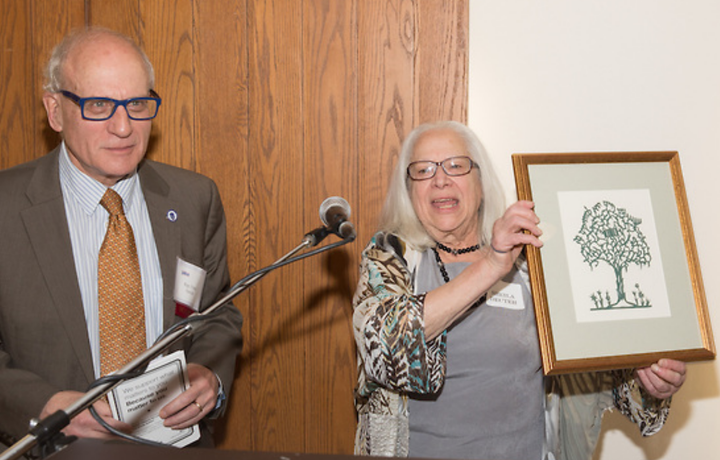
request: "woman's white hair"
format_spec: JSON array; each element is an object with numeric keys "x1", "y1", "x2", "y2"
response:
[
  {"x1": 43, "y1": 27, "x2": 155, "y2": 93},
  {"x1": 379, "y1": 120, "x2": 506, "y2": 251}
]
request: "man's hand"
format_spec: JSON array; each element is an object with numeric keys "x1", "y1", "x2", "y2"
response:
[
  {"x1": 158, "y1": 363, "x2": 219, "y2": 429},
  {"x1": 39, "y1": 390, "x2": 132, "y2": 439},
  {"x1": 636, "y1": 358, "x2": 687, "y2": 399}
]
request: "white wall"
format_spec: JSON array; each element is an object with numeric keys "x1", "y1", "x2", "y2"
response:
[{"x1": 468, "y1": 1, "x2": 720, "y2": 459}]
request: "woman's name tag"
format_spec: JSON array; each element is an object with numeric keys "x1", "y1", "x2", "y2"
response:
[{"x1": 486, "y1": 281, "x2": 525, "y2": 310}]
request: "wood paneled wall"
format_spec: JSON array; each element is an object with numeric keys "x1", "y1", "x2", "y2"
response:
[{"x1": 0, "y1": 0, "x2": 467, "y2": 454}]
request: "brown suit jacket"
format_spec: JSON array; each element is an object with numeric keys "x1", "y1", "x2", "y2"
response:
[{"x1": 0, "y1": 147, "x2": 243, "y2": 441}]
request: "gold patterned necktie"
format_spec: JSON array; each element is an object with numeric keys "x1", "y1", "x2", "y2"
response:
[{"x1": 98, "y1": 188, "x2": 146, "y2": 376}]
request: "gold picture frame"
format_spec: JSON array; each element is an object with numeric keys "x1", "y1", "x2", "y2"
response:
[{"x1": 512, "y1": 151, "x2": 715, "y2": 375}]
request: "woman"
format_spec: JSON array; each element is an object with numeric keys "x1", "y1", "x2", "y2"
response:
[{"x1": 352, "y1": 121, "x2": 686, "y2": 460}]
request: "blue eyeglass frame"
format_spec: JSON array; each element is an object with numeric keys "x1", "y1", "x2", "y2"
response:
[{"x1": 59, "y1": 89, "x2": 162, "y2": 121}]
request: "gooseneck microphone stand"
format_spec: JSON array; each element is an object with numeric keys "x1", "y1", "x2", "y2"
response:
[{"x1": 0, "y1": 226, "x2": 354, "y2": 460}]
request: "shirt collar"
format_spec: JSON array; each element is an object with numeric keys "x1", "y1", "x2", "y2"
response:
[{"x1": 58, "y1": 141, "x2": 140, "y2": 215}]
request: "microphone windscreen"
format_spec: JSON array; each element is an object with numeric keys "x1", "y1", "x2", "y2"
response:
[{"x1": 319, "y1": 196, "x2": 351, "y2": 227}]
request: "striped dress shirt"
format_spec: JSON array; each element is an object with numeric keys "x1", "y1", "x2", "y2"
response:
[{"x1": 58, "y1": 143, "x2": 164, "y2": 378}]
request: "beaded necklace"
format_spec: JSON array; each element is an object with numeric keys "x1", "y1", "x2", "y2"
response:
[
  {"x1": 435, "y1": 241, "x2": 480, "y2": 256},
  {"x1": 431, "y1": 247, "x2": 451, "y2": 283},
  {"x1": 433, "y1": 241, "x2": 481, "y2": 283}
]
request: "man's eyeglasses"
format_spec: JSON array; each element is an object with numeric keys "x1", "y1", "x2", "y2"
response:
[
  {"x1": 407, "y1": 156, "x2": 477, "y2": 181},
  {"x1": 59, "y1": 89, "x2": 162, "y2": 121}
]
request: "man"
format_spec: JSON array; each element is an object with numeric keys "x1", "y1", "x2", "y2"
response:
[{"x1": 0, "y1": 27, "x2": 243, "y2": 447}]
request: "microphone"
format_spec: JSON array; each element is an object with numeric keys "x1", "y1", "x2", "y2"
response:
[{"x1": 319, "y1": 196, "x2": 356, "y2": 241}]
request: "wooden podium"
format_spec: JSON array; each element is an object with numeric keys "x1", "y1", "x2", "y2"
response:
[{"x1": 46, "y1": 439, "x2": 383, "y2": 460}]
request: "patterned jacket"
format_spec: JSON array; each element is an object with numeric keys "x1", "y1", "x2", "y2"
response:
[{"x1": 352, "y1": 231, "x2": 671, "y2": 460}]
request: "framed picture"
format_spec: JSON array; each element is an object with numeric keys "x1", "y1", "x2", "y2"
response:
[{"x1": 512, "y1": 151, "x2": 715, "y2": 375}]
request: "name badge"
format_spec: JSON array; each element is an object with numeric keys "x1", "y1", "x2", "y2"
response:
[
  {"x1": 486, "y1": 280, "x2": 524, "y2": 310},
  {"x1": 174, "y1": 258, "x2": 207, "y2": 318}
]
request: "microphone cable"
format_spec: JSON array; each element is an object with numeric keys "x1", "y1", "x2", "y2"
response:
[{"x1": 87, "y1": 371, "x2": 173, "y2": 449}]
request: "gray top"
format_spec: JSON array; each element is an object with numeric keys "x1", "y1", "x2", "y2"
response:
[{"x1": 408, "y1": 249, "x2": 545, "y2": 460}]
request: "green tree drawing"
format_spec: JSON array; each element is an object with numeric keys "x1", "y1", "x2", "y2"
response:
[{"x1": 573, "y1": 200, "x2": 652, "y2": 309}]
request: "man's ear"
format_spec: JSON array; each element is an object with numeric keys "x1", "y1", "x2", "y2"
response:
[{"x1": 42, "y1": 92, "x2": 63, "y2": 133}]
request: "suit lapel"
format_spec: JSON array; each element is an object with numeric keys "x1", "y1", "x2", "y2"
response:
[
  {"x1": 138, "y1": 162, "x2": 181, "y2": 331},
  {"x1": 21, "y1": 149, "x2": 95, "y2": 383}
]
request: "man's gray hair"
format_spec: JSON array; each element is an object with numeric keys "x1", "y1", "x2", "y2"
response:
[
  {"x1": 43, "y1": 27, "x2": 155, "y2": 93},
  {"x1": 379, "y1": 120, "x2": 506, "y2": 251}
]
